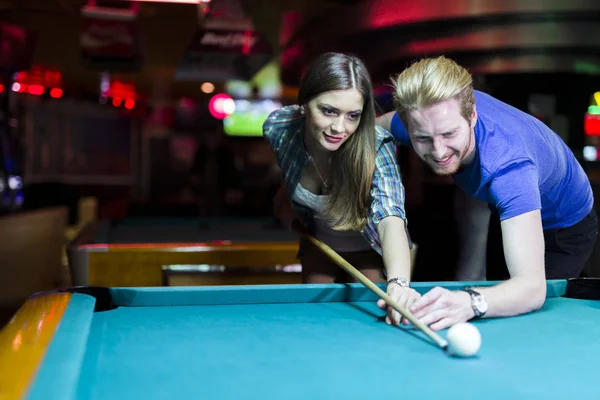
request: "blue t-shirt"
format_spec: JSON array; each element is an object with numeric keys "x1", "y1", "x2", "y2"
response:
[{"x1": 390, "y1": 90, "x2": 593, "y2": 229}]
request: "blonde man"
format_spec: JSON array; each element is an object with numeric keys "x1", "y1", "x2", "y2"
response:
[{"x1": 377, "y1": 56, "x2": 597, "y2": 330}]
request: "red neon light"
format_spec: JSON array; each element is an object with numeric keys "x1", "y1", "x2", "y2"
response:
[
  {"x1": 242, "y1": 31, "x2": 252, "y2": 55},
  {"x1": 27, "y1": 84, "x2": 44, "y2": 96},
  {"x1": 106, "y1": 81, "x2": 138, "y2": 101},
  {"x1": 208, "y1": 93, "x2": 233, "y2": 120},
  {"x1": 14, "y1": 66, "x2": 62, "y2": 87},
  {"x1": 50, "y1": 88, "x2": 63, "y2": 98},
  {"x1": 585, "y1": 113, "x2": 600, "y2": 136},
  {"x1": 124, "y1": 99, "x2": 135, "y2": 109}
]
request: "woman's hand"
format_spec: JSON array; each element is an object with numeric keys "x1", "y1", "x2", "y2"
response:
[{"x1": 377, "y1": 284, "x2": 421, "y2": 326}]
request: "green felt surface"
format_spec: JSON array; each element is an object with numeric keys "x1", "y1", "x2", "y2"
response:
[{"x1": 29, "y1": 282, "x2": 600, "y2": 399}]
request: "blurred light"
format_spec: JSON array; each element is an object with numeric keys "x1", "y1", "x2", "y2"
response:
[
  {"x1": 124, "y1": 99, "x2": 136, "y2": 110},
  {"x1": 208, "y1": 93, "x2": 234, "y2": 120},
  {"x1": 225, "y1": 81, "x2": 252, "y2": 98},
  {"x1": 28, "y1": 84, "x2": 44, "y2": 96},
  {"x1": 0, "y1": 84, "x2": 4, "y2": 93},
  {"x1": 235, "y1": 99, "x2": 251, "y2": 112},
  {"x1": 113, "y1": 97, "x2": 123, "y2": 107},
  {"x1": 50, "y1": 88, "x2": 63, "y2": 99},
  {"x1": 124, "y1": 0, "x2": 203, "y2": 3},
  {"x1": 201, "y1": 82, "x2": 215, "y2": 94},
  {"x1": 11, "y1": 82, "x2": 21, "y2": 92},
  {"x1": 222, "y1": 98, "x2": 235, "y2": 114},
  {"x1": 8, "y1": 176, "x2": 22, "y2": 190},
  {"x1": 179, "y1": 97, "x2": 195, "y2": 109},
  {"x1": 585, "y1": 113, "x2": 600, "y2": 136},
  {"x1": 584, "y1": 146, "x2": 598, "y2": 161},
  {"x1": 595, "y1": 91, "x2": 600, "y2": 106},
  {"x1": 100, "y1": 72, "x2": 110, "y2": 97},
  {"x1": 589, "y1": 105, "x2": 600, "y2": 115}
]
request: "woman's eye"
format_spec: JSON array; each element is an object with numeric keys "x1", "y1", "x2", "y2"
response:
[
  {"x1": 347, "y1": 113, "x2": 360, "y2": 121},
  {"x1": 322, "y1": 108, "x2": 336, "y2": 116}
]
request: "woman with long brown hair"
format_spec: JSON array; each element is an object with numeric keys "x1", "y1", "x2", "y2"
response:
[{"x1": 264, "y1": 52, "x2": 419, "y2": 326}]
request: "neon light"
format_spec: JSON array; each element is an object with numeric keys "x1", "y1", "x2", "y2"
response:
[
  {"x1": 27, "y1": 84, "x2": 44, "y2": 96},
  {"x1": 589, "y1": 105, "x2": 600, "y2": 115},
  {"x1": 124, "y1": 0, "x2": 202, "y2": 3},
  {"x1": 585, "y1": 113, "x2": 600, "y2": 136},
  {"x1": 50, "y1": 88, "x2": 63, "y2": 98}
]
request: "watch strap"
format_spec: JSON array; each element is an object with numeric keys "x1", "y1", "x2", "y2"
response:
[
  {"x1": 387, "y1": 277, "x2": 410, "y2": 288},
  {"x1": 462, "y1": 288, "x2": 485, "y2": 318}
]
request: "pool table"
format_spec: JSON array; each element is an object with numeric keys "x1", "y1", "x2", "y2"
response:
[
  {"x1": 1, "y1": 279, "x2": 599, "y2": 399},
  {"x1": 67, "y1": 217, "x2": 300, "y2": 287}
]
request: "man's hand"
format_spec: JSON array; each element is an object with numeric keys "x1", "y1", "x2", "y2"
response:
[
  {"x1": 377, "y1": 285, "x2": 422, "y2": 326},
  {"x1": 409, "y1": 287, "x2": 475, "y2": 331}
]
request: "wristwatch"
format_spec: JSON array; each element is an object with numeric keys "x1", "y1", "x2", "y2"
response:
[
  {"x1": 387, "y1": 277, "x2": 410, "y2": 288},
  {"x1": 462, "y1": 288, "x2": 488, "y2": 318}
]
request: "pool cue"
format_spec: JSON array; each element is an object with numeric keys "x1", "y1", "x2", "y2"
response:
[{"x1": 302, "y1": 233, "x2": 449, "y2": 351}]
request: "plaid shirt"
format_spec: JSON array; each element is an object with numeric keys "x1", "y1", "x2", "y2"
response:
[{"x1": 263, "y1": 105, "x2": 408, "y2": 254}]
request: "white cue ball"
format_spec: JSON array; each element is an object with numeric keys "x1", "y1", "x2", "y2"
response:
[{"x1": 447, "y1": 322, "x2": 481, "y2": 357}]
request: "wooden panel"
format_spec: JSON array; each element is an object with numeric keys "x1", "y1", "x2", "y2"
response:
[
  {"x1": 88, "y1": 243, "x2": 299, "y2": 287},
  {"x1": 0, "y1": 207, "x2": 68, "y2": 307},
  {"x1": 0, "y1": 293, "x2": 72, "y2": 399},
  {"x1": 166, "y1": 272, "x2": 302, "y2": 286}
]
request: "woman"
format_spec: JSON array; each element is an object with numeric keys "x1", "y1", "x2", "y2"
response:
[{"x1": 263, "y1": 52, "x2": 419, "y2": 326}]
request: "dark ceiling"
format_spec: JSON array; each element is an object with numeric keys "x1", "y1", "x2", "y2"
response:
[
  {"x1": 273, "y1": 0, "x2": 600, "y2": 85},
  {"x1": 2, "y1": 0, "x2": 600, "y2": 97}
]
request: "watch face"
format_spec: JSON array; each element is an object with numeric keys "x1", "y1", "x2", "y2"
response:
[{"x1": 473, "y1": 295, "x2": 488, "y2": 313}]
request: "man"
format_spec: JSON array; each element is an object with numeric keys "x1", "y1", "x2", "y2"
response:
[{"x1": 376, "y1": 56, "x2": 598, "y2": 331}]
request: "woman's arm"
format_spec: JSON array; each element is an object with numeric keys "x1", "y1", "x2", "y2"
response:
[
  {"x1": 369, "y1": 130, "x2": 421, "y2": 325},
  {"x1": 377, "y1": 216, "x2": 412, "y2": 281}
]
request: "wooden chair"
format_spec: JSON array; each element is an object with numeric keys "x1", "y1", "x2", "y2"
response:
[{"x1": 0, "y1": 207, "x2": 68, "y2": 317}]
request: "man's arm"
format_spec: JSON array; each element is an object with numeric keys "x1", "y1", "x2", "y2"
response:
[
  {"x1": 476, "y1": 209, "x2": 547, "y2": 316},
  {"x1": 376, "y1": 112, "x2": 396, "y2": 132},
  {"x1": 409, "y1": 209, "x2": 546, "y2": 330}
]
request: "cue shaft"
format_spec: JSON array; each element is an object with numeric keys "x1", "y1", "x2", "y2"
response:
[{"x1": 305, "y1": 235, "x2": 449, "y2": 350}]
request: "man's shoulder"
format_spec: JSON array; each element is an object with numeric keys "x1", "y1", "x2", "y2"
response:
[{"x1": 473, "y1": 91, "x2": 539, "y2": 173}]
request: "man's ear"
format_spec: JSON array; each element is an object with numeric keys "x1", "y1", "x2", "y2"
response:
[{"x1": 471, "y1": 104, "x2": 478, "y2": 126}]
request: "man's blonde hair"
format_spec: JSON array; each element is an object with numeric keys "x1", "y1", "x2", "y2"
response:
[{"x1": 391, "y1": 56, "x2": 475, "y2": 125}]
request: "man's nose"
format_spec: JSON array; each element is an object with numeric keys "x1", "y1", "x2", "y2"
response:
[{"x1": 431, "y1": 141, "x2": 447, "y2": 159}]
